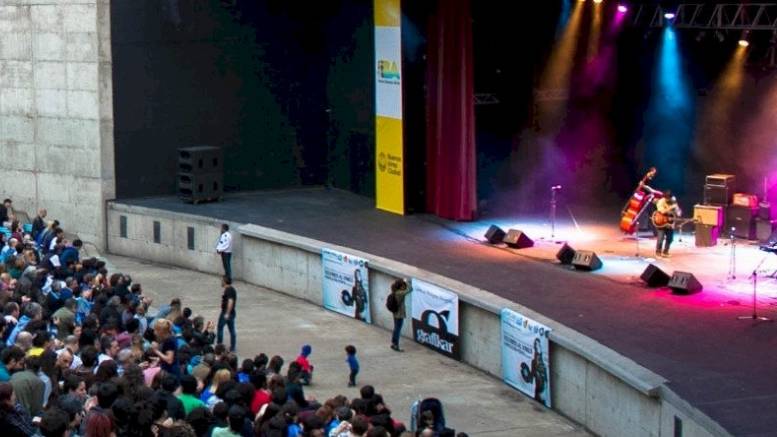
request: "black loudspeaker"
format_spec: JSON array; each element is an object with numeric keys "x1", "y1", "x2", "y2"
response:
[
  {"x1": 178, "y1": 146, "x2": 223, "y2": 203},
  {"x1": 758, "y1": 201, "x2": 771, "y2": 220},
  {"x1": 756, "y1": 218, "x2": 777, "y2": 243},
  {"x1": 640, "y1": 264, "x2": 670, "y2": 287},
  {"x1": 668, "y1": 271, "x2": 703, "y2": 294},
  {"x1": 503, "y1": 229, "x2": 534, "y2": 249},
  {"x1": 725, "y1": 206, "x2": 756, "y2": 240},
  {"x1": 556, "y1": 243, "x2": 576, "y2": 264},
  {"x1": 694, "y1": 224, "x2": 719, "y2": 247},
  {"x1": 571, "y1": 250, "x2": 602, "y2": 271},
  {"x1": 485, "y1": 225, "x2": 506, "y2": 244}
]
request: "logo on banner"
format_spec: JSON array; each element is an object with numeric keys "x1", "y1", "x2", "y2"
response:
[
  {"x1": 378, "y1": 152, "x2": 387, "y2": 172},
  {"x1": 411, "y1": 279, "x2": 460, "y2": 360},
  {"x1": 377, "y1": 60, "x2": 400, "y2": 84},
  {"x1": 414, "y1": 309, "x2": 458, "y2": 357}
]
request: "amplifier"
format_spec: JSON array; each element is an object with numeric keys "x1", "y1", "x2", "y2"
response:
[
  {"x1": 725, "y1": 206, "x2": 757, "y2": 240},
  {"x1": 732, "y1": 193, "x2": 758, "y2": 208},
  {"x1": 756, "y1": 218, "x2": 777, "y2": 243},
  {"x1": 759, "y1": 201, "x2": 772, "y2": 220},
  {"x1": 705, "y1": 174, "x2": 736, "y2": 187},
  {"x1": 693, "y1": 204, "x2": 723, "y2": 227},
  {"x1": 695, "y1": 224, "x2": 719, "y2": 247},
  {"x1": 704, "y1": 184, "x2": 733, "y2": 206}
]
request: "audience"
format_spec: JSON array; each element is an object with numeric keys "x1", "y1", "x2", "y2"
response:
[{"x1": 0, "y1": 200, "x2": 457, "y2": 436}]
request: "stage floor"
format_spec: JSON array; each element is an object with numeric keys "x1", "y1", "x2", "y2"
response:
[{"x1": 120, "y1": 188, "x2": 777, "y2": 436}]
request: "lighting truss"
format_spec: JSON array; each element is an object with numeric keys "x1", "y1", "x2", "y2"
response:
[{"x1": 633, "y1": 3, "x2": 777, "y2": 30}]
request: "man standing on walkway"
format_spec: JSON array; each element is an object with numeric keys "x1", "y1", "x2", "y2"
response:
[
  {"x1": 215, "y1": 224, "x2": 233, "y2": 281},
  {"x1": 389, "y1": 278, "x2": 412, "y2": 352},
  {"x1": 217, "y1": 276, "x2": 237, "y2": 353}
]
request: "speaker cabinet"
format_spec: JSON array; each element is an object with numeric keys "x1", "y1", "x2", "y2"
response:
[
  {"x1": 484, "y1": 225, "x2": 506, "y2": 244},
  {"x1": 725, "y1": 206, "x2": 757, "y2": 240},
  {"x1": 503, "y1": 229, "x2": 534, "y2": 249},
  {"x1": 756, "y1": 218, "x2": 777, "y2": 243},
  {"x1": 668, "y1": 271, "x2": 703, "y2": 294},
  {"x1": 695, "y1": 224, "x2": 719, "y2": 247},
  {"x1": 640, "y1": 264, "x2": 670, "y2": 287},
  {"x1": 556, "y1": 243, "x2": 576, "y2": 265},
  {"x1": 693, "y1": 204, "x2": 723, "y2": 227},
  {"x1": 571, "y1": 250, "x2": 602, "y2": 271}
]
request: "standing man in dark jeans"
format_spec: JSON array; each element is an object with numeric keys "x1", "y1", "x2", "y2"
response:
[
  {"x1": 217, "y1": 276, "x2": 237, "y2": 352},
  {"x1": 389, "y1": 278, "x2": 412, "y2": 352},
  {"x1": 215, "y1": 224, "x2": 233, "y2": 281}
]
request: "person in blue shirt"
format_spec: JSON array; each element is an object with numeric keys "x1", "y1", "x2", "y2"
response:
[
  {"x1": 345, "y1": 344, "x2": 359, "y2": 387},
  {"x1": 59, "y1": 239, "x2": 83, "y2": 267}
]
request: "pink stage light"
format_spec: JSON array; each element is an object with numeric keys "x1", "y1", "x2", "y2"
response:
[{"x1": 617, "y1": 4, "x2": 628, "y2": 13}]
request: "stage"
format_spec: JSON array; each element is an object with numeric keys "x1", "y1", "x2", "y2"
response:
[{"x1": 118, "y1": 188, "x2": 777, "y2": 436}]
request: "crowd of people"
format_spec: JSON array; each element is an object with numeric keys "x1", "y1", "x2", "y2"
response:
[{"x1": 0, "y1": 200, "x2": 466, "y2": 437}]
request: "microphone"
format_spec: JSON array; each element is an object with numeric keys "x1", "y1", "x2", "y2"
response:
[{"x1": 551, "y1": 185, "x2": 562, "y2": 191}]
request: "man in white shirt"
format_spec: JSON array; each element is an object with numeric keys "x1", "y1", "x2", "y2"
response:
[
  {"x1": 654, "y1": 190, "x2": 682, "y2": 258},
  {"x1": 215, "y1": 223, "x2": 233, "y2": 281}
]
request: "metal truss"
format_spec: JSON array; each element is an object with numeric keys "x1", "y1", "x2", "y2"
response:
[
  {"x1": 474, "y1": 93, "x2": 500, "y2": 105},
  {"x1": 633, "y1": 3, "x2": 777, "y2": 31}
]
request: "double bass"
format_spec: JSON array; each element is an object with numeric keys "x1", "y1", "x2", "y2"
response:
[{"x1": 619, "y1": 168, "x2": 663, "y2": 234}]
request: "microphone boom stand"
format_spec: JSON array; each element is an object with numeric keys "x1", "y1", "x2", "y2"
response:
[{"x1": 737, "y1": 254, "x2": 774, "y2": 323}]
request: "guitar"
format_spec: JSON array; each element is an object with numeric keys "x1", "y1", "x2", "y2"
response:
[
  {"x1": 620, "y1": 168, "x2": 662, "y2": 234},
  {"x1": 651, "y1": 211, "x2": 675, "y2": 229}
]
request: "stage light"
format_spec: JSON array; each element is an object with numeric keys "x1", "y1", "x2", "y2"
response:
[
  {"x1": 593, "y1": 0, "x2": 603, "y2": 4},
  {"x1": 664, "y1": 12, "x2": 676, "y2": 20},
  {"x1": 738, "y1": 39, "x2": 749, "y2": 47},
  {"x1": 617, "y1": 4, "x2": 628, "y2": 13}
]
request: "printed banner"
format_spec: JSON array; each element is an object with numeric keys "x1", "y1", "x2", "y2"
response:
[
  {"x1": 411, "y1": 279, "x2": 460, "y2": 360},
  {"x1": 322, "y1": 249, "x2": 371, "y2": 323},
  {"x1": 374, "y1": 0, "x2": 404, "y2": 214},
  {"x1": 501, "y1": 308, "x2": 552, "y2": 408}
]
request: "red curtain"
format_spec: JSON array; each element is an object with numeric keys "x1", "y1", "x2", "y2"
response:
[{"x1": 425, "y1": 0, "x2": 477, "y2": 221}]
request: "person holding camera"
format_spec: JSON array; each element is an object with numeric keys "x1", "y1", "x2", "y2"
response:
[{"x1": 387, "y1": 278, "x2": 412, "y2": 352}]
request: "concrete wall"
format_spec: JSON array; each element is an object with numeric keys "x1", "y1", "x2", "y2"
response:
[
  {"x1": 0, "y1": 0, "x2": 114, "y2": 248},
  {"x1": 106, "y1": 202, "x2": 731, "y2": 437}
]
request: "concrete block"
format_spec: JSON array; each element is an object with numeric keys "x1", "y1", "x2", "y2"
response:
[
  {"x1": 62, "y1": 4, "x2": 96, "y2": 33},
  {"x1": 65, "y1": 32, "x2": 97, "y2": 62},
  {"x1": 0, "y1": 169, "x2": 36, "y2": 199},
  {"x1": 35, "y1": 144, "x2": 100, "y2": 179},
  {"x1": 0, "y1": 60, "x2": 33, "y2": 88},
  {"x1": 98, "y1": 62, "x2": 112, "y2": 118},
  {"x1": 0, "y1": 30, "x2": 32, "y2": 60},
  {"x1": 33, "y1": 32, "x2": 65, "y2": 61},
  {"x1": 96, "y1": 3, "x2": 111, "y2": 62},
  {"x1": 0, "y1": 115, "x2": 34, "y2": 143},
  {"x1": 586, "y1": 363, "x2": 660, "y2": 437},
  {"x1": 460, "y1": 303, "x2": 502, "y2": 376},
  {"x1": 0, "y1": 6, "x2": 30, "y2": 33},
  {"x1": 67, "y1": 89, "x2": 98, "y2": 119},
  {"x1": 36, "y1": 117, "x2": 99, "y2": 149},
  {"x1": 35, "y1": 88, "x2": 68, "y2": 117},
  {"x1": 0, "y1": 142, "x2": 34, "y2": 171},
  {"x1": 67, "y1": 62, "x2": 98, "y2": 91},
  {"x1": 30, "y1": 5, "x2": 61, "y2": 31},
  {"x1": 660, "y1": 400, "x2": 716, "y2": 437},
  {"x1": 0, "y1": 87, "x2": 33, "y2": 115},
  {"x1": 34, "y1": 61, "x2": 67, "y2": 89},
  {"x1": 551, "y1": 347, "x2": 588, "y2": 427}
]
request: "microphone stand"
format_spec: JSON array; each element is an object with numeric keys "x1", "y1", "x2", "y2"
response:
[{"x1": 737, "y1": 254, "x2": 773, "y2": 323}]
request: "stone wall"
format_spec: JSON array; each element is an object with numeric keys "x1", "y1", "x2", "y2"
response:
[{"x1": 0, "y1": 0, "x2": 114, "y2": 247}]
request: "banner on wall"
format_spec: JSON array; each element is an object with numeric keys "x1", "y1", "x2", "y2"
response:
[
  {"x1": 411, "y1": 279, "x2": 460, "y2": 360},
  {"x1": 322, "y1": 248, "x2": 371, "y2": 324},
  {"x1": 500, "y1": 308, "x2": 552, "y2": 408},
  {"x1": 374, "y1": 0, "x2": 404, "y2": 214}
]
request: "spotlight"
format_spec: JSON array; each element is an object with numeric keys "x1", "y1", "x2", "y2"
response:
[
  {"x1": 664, "y1": 12, "x2": 676, "y2": 20},
  {"x1": 593, "y1": 0, "x2": 603, "y2": 3},
  {"x1": 617, "y1": 4, "x2": 628, "y2": 13},
  {"x1": 738, "y1": 39, "x2": 750, "y2": 48}
]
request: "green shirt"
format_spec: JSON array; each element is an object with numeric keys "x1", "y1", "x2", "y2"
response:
[
  {"x1": 177, "y1": 393, "x2": 205, "y2": 416},
  {"x1": 212, "y1": 426, "x2": 241, "y2": 437}
]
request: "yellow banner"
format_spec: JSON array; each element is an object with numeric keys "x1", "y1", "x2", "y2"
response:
[{"x1": 374, "y1": 0, "x2": 404, "y2": 214}]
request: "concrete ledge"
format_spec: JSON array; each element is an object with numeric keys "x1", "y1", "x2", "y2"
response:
[{"x1": 106, "y1": 202, "x2": 731, "y2": 437}]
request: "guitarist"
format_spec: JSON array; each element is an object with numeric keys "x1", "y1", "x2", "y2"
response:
[{"x1": 654, "y1": 189, "x2": 682, "y2": 258}]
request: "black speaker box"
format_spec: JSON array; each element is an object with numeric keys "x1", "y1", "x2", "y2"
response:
[
  {"x1": 178, "y1": 146, "x2": 223, "y2": 174},
  {"x1": 725, "y1": 206, "x2": 756, "y2": 240},
  {"x1": 756, "y1": 218, "x2": 777, "y2": 243},
  {"x1": 640, "y1": 264, "x2": 670, "y2": 287},
  {"x1": 758, "y1": 201, "x2": 771, "y2": 220},
  {"x1": 668, "y1": 271, "x2": 703, "y2": 294},
  {"x1": 556, "y1": 243, "x2": 576, "y2": 264},
  {"x1": 694, "y1": 224, "x2": 719, "y2": 247},
  {"x1": 503, "y1": 229, "x2": 534, "y2": 249},
  {"x1": 704, "y1": 184, "x2": 733, "y2": 206},
  {"x1": 485, "y1": 225, "x2": 506, "y2": 244},
  {"x1": 571, "y1": 250, "x2": 602, "y2": 271}
]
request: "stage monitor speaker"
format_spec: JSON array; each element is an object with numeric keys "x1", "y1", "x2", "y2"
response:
[
  {"x1": 503, "y1": 229, "x2": 534, "y2": 249},
  {"x1": 556, "y1": 243, "x2": 576, "y2": 264},
  {"x1": 640, "y1": 264, "x2": 670, "y2": 287},
  {"x1": 571, "y1": 250, "x2": 602, "y2": 271},
  {"x1": 668, "y1": 271, "x2": 703, "y2": 294},
  {"x1": 485, "y1": 225, "x2": 506, "y2": 244},
  {"x1": 725, "y1": 206, "x2": 757, "y2": 240}
]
